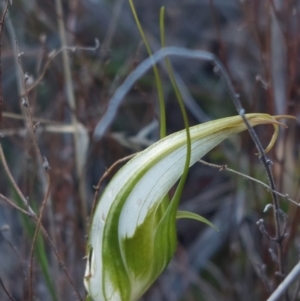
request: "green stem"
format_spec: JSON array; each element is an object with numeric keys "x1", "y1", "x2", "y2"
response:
[
  {"x1": 159, "y1": 7, "x2": 191, "y2": 211},
  {"x1": 129, "y1": 0, "x2": 166, "y2": 138}
]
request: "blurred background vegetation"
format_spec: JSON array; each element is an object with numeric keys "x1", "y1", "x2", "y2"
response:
[{"x1": 0, "y1": 0, "x2": 299, "y2": 300}]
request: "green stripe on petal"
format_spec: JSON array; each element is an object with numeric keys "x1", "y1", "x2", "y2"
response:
[{"x1": 84, "y1": 114, "x2": 283, "y2": 301}]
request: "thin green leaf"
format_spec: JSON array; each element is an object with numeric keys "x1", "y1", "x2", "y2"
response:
[
  {"x1": 159, "y1": 6, "x2": 191, "y2": 221},
  {"x1": 12, "y1": 188, "x2": 58, "y2": 301},
  {"x1": 176, "y1": 210, "x2": 219, "y2": 231},
  {"x1": 129, "y1": 0, "x2": 166, "y2": 138}
]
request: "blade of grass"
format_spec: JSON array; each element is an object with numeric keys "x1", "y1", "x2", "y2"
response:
[
  {"x1": 12, "y1": 189, "x2": 58, "y2": 301},
  {"x1": 159, "y1": 6, "x2": 191, "y2": 217},
  {"x1": 129, "y1": 0, "x2": 166, "y2": 138}
]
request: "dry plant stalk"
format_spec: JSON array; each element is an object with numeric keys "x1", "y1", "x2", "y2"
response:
[
  {"x1": 0, "y1": 0, "x2": 9, "y2": 126},
  {"x1": 0, "y1": 4, "x2": 83, "y2": 300}
]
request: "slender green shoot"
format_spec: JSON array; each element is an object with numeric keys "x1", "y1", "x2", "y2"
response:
[
  {"x1": 12, "y1": 188, "x2": 58, "y2": 301},
  {"x1": 129, "y1": 0, "x2": 166, "y2": 138},
  {"x1": 176, "y1": 211, "x2": 218, "y2": 230},
  {"x1": 159, "y1": 7, "x2": 191, "y2": 212}
]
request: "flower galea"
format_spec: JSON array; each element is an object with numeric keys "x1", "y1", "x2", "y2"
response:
[{"x1": 84, "y1": 113, "x2": 285, "y2": 301}]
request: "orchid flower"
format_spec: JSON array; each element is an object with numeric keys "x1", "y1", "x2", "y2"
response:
[{"x1": 83, "y1": 113, "x2": 286, "y2": 301}]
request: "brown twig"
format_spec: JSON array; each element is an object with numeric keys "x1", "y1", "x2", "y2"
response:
[
  {"x1": 208, "y1": 52, "x2": 288, "y2": 285},
  {"x1": 0, "y1": 192, "x2": 84, "y2": 301},
  {"x1": 2, "y1": 111, "x2": 66, "y2": 124},
  {"x1": 198, "y1": 160, "x2": 299, "y2": 207},
  {"x1": 0, "y1": 0, "x2": 9, "y2": 126},
  {"x1": 21, "y1": 39, "x2": 99, "y2": 96},
  {"x1": 0, "y1": 148, "x2": 84, "y2": 301},
  {"x1": 54, "y1": 0, "x2": 95, "y2": 234},
  {"x1": 16, "y1": 42, "x2": 49, "y2": 165},
  {"x1": 0, "y1": 224, "x2": 27, "y2": 279},
  {"x1": 0, "y1": 193, "x2": 32, "y2": 216},
  {"x1": 0, "y1": 277, "x2": 16, "y2": 301},
  {"x1": 90, "y1": 153, "x2": 137, "y2": 223},
  {"x1": 39, "y1": 223, "x2": 84, "y2": 301},
  {"x1": 239, "y1": 2, "x2": 292, "y2": 297},
  {"x1": 0, "y1": 144, "x2": 32, "y2": 211},
  {"x1": 1, "y1": 197, "x2": 84, "y2": 301},
  {"x1": 16, "y1": 43, "x2": 51, "y2": 301},
  {"x1": 28, "y1": 175, "x2": 51, "y2": 301},
  {"x1": 16, "y1": 41, "x2": 84, "y2": 301}
]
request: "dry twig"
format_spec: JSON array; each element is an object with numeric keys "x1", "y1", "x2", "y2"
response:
[
  {"x1": 198, "y1": 160, "x2": 299, "y2": 207},
  {"x1": 90, "y1": 153, "x2": 137, "y2": 224},
  {"x1": 0, "y1": 0, "x2": 10, "y2": 126},
  {"x1": 0, "y1": 277, "x2": 16, "y2": 301}
]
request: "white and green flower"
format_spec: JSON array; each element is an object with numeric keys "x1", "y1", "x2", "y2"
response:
[{"x1": 84, "y1": 113, "x2": 282, "y2": 301}]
